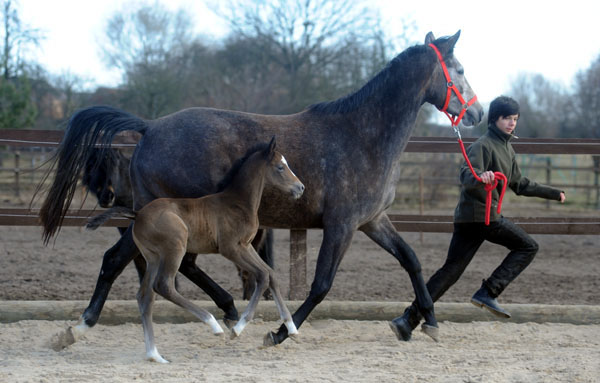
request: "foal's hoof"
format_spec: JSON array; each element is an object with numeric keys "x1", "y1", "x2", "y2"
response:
[
  {"x1": 421, "y1": 323, "x2": 440, "y2": 342},
  {"x1": 223, "y1": 317, "x2": 237, "y2": 330},
  {"x1": 263, "y1": 332, "x2": 278, "y2": 347},
  {"x1": 389, "y1": 317, "x2": 413, "y2": 342}
]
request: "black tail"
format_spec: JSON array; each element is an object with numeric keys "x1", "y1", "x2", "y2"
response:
[
  {"x1": 34, "y1": 106, "x2": 148, "y2": 244},
  {"x1": 86, "y1": 206, "x2": 136, "y2": 230}
]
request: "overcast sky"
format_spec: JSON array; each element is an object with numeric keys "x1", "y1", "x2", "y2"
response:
[{"x1": 19, "y1": 0, "x2": 600, "y2": 107}]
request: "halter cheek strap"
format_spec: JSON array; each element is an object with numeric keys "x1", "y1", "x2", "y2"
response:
[
  {"x1": 428, "y1": 43, "x2": 479, "y2": 127},
  {"x1": 429, "y1": 43, "x2": 506, "y2": 225}
]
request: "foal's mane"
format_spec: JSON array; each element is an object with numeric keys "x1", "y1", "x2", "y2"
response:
[{"x1": 216, "y1": 143, "x2": 270, "y2": 192}]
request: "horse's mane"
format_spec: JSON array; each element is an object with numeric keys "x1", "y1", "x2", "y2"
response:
[
  {"x1": 307, "y1": 37, "x2": 454, "y2": 115},
  {"x1": 216, "y1": 143, "x2": 270, "y2": 192}
]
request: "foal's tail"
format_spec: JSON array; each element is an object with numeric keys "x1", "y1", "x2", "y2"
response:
[
  {"x1": 86, "y1": 206, "x2": 137, "y2": 231},
  {"x1": 34, "y1": 106, "x2": 148, "y2": 244}
]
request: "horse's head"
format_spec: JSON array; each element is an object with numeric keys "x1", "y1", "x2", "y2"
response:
[
  {"x1": 82, "y1": 148, "x2": 133, "y2": 208},
  {"x1": 263, "y1": 137, "x2": 304, "y2": 200},
  {"x1": 425, "y1": 31, "x2": 484, "y2": 127}
]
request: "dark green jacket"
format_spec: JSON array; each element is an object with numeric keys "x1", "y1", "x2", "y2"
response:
[{"x1": 454, "y1": 124, "x2": 563, "y2": 223}]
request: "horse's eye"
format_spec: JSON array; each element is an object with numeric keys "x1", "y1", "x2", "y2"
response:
[
  {"x1": 277, "y1": 165, "x2": 284, "y2": 172},
  {"x1": 457, "y1": 68, "x2": 464, "y2": 75}
]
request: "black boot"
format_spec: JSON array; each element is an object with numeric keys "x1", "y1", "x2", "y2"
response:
[
  {"x1": 390, "y1": 305, "x2": 421, "y2": 341},
  {"x1": 471, "y1": 283, "x2": 511, "y2": 319}
]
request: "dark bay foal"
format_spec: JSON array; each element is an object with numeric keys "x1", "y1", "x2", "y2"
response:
[{"x1": 87, "y1": 138, "x2": 303, "y2": 363}]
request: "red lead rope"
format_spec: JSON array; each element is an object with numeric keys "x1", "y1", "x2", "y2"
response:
[
  {"x1": 429, "y1": 43, "x2": 507, "y2": 225},
  {"x1": 457, "y1": 139, "x2": 508, "y2": 225}
]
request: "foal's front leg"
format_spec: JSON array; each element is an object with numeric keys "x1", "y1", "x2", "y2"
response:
[
  {"x1": 360, "y1": 214, "x2": 439, "y2": 342},
  {"x1": 227, "y1": 245, "x2": 297, "y2": 339}
]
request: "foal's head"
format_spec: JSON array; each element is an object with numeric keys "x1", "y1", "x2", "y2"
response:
[
  {"x1": 262, "y1": 137, "x2": 304, "y2": 200},
  {"x1": 218, "y1": 137, "x2": 304, "y2": 200}
]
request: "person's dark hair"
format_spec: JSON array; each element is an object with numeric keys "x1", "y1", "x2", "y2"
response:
[{"x1": 488, "y1": 96, "x2": 520, "y2": 125}]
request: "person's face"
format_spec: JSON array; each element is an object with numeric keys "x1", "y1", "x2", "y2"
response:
[{"x1": 495, "y1": 114, "x2": 518, "y2": 135}]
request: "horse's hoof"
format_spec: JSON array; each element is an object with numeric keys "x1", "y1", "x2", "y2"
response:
[
  {"x1": 263, "y1": 331, "x2": 278, "y2": 347},
  {"x1": 421, "y1": 323, "x2": 439, "y2": 342},
  {"x1": 223, "y1": 317, "x2": 237, "y2": 330},
  {"x1": 49, "y1": 326, "x2": 77, "y2": 351},
  {"x1": 389, "y1": 317, "x2": 412, "y2": 342}
]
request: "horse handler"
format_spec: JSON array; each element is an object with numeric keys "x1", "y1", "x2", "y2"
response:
[{"x1": 394, "y1": 96, "x2": 566, "y2": 341}]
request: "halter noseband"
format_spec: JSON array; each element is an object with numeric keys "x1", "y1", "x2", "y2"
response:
[
  {"x1": 429, "y1": 43, "x2": 506, "y2": 226},
  {"x1": 428, "y1": 43, "x2": 478, "y2": 130}
]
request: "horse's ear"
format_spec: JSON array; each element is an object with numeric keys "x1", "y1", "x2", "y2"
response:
[
  {"x1": 445, "y1": 30, "x2": 461, "y2": 54},
  {"x1": 267, "y1": 136, "x2": 276, "y2": 160},
  {"x1": 425, "y1": 32, "x2": 435, "y2": 45}
]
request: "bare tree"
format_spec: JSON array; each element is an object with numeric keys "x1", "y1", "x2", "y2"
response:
[
  {"x1": 209, "y1": 0, "x2": 395, "y2": 113},
  {"x1": 0, "y1": 0, "x2": 39, "y2": 130},
  {"x1": 101, "y1": 2, "x2": 197, "y2": 118},
  {"x1": 508, "y1": 73, "x2": 568, "y2": 138},
  {"x1": 573, "y1": 54, "x2": 600, "y2": 139}
]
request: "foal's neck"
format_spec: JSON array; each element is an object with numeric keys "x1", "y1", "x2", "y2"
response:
[{"x1": 221, "y1": 156, "x2": 266, "y2": 215}]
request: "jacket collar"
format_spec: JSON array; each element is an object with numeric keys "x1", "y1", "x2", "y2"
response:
[{"x1": 488, "y1": 123, "x2": 514, "y2": 142}]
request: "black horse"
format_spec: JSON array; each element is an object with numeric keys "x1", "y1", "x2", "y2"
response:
[
  {"x1": 81, "y1": 138, "x2": 274, "y2": 304},
  {"x1": 38, "y1": 31, "x2": 483, "y2": 346}
]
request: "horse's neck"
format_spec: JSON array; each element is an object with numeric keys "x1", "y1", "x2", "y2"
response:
[{"x1": 324, "y1": 51, "x2": 434, "y2": 156}]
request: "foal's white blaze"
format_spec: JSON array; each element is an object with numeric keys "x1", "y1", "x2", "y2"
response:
[
  {"x1": 281, "y1": 155, "x2": 297, "y2": 177},
  {"x1": 207, "y1": 315, "x2": 224, "y2": 335}
]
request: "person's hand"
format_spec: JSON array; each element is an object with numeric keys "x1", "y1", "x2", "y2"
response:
[
  {"x1": 479, "y1": 171, "x2": 495, "y2": 184},
  {"x1": 559, "y1": 192, "x2": 566, "y2": 203}
]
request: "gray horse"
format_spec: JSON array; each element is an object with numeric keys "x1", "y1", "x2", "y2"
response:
[{"x1": 38, "y1": 31, "x2": 483, "y2": 345}]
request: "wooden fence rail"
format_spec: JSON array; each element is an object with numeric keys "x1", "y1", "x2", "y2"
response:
[{"x1": 2, "y1": 130, "x2": 599, "y2": 299}]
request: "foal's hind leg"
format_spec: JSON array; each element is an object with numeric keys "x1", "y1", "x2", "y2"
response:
[
  {"x1": 360, "y1": 215, "x2": 439, "y2": 342},
  {"x1": 136, "y1": 256, "x2": 168, "y2": 363},
  {"x1": 151, "y1": 247, "x2": 224, "y2": 336}
]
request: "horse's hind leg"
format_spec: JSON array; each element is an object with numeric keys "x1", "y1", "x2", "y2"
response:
[
  {"x1": 239, "y1": 229, "x2": 274, "y2": 300},
  {"x1": 54, "y1": 226, "x2": 140, "y2": 350},
  {"x1": 360, "y1": 215, "x2": 438, "y2": 342},
  {"x1": 179, "y1": 253, "x2": 239, "y2": 327}
]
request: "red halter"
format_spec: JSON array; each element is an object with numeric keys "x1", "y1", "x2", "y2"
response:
[{"x1": 429, "y1": 43, "x2": 506, "y2": 225}]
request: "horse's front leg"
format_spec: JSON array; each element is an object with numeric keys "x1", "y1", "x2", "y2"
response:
[
  {"x1": 179, "y1": 253, "x2": 239, "y2": 327},
  {"x1": 265, "y1": 223, "x2": 354, "y2": 346},
  {"x1": 360, "y1": 214, "x2": 439, "y2": 342},
  {"x1": 50, "y1": 226, "x2": 139, "y2": 351}
]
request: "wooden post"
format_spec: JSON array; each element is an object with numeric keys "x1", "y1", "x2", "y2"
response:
[
  {"x1": 545, "y1": 157, "x2": 551, "y2": 209},
  {"x1": 289, "y1": 229, "x2": 307, "y2": 300},
  {"x1": 14, "y1": 151, "x2": 20, "y2": 198},
  {"x1": 419, "y1": 171, "x2": 424, "y2": 244}
]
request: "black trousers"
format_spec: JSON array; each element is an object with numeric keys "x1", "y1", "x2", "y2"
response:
[{"x1": 405, "y1": 217, "x2": 539, "y2": 327}]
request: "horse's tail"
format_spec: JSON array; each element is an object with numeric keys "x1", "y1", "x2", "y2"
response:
[
  {"x1": 85, "y1": 206, "x2": 136, "y2": 231},
  {"x1": 35, "y1": 106, "x2": 148, "y2": 244}
]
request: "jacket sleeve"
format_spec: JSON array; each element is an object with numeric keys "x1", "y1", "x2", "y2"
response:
[
  {"x1": 509, "y1": 156, "x2": 563, "y2": 200},
  {"x1": 459, "y1": 141, "x2": 487, "y2": 188}
]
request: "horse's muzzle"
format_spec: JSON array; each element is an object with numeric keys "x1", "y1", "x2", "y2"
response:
[{"x1": 291, "y1": 182, "x2": 305, "y2": 199}]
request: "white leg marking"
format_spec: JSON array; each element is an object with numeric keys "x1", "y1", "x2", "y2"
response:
[
  {"x1": 231, "y1": 317, "x2": 248, "y2": 337},
  {"x1": 147, "y1": 346, "x2": 169, "y2": 364},
  {"x1": 207, "y1": 315, "x2": 224, "y2": 335},
  {"x1": 285, "y1": 320, "x2": 298, "y2": 336}
]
